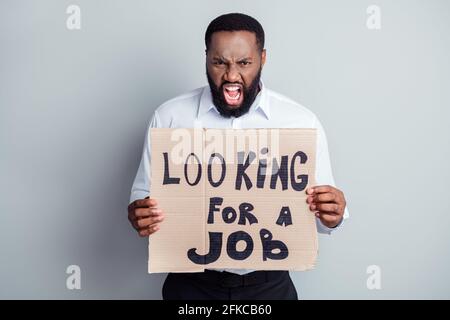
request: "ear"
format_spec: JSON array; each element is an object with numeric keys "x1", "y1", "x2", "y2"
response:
[{"x1": 261, "y1": 49, "x2": 267, "y2": 67}]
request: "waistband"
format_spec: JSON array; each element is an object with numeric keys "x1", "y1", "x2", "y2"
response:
[{"x1": 185, "y1": 270, "x2": 288, "y2": 288}]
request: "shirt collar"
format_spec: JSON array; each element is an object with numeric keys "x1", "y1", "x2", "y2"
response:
[{"x1": 197, "y1": 79, "x2": 270, "y2": 120}]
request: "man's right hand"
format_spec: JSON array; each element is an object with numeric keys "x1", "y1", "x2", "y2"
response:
[{"x1": 128, "y1": 198, "x2": 164, "y2": 237}]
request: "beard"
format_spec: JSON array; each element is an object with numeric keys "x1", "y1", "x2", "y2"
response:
[{"x1": 206, "y1": 67, "x2": 262, "y2": 118}]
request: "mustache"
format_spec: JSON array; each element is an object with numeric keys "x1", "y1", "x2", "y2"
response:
[
  {"x1": 220, "y1": 81, "x2": 243, "y2": 87},
  {"x1": 206, "y1": 66, "x2": 262, "y2": 118}
]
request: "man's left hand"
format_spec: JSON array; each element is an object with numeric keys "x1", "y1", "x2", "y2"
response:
[{"x1": 306, "y1": 185, "x2": 346, "y2": 228}]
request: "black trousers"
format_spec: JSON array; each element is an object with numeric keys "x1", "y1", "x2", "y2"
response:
[{"x1": 162, "y1": 270, "x2": 298, "y2": 300}]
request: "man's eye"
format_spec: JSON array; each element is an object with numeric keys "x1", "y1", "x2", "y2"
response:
[
  {"x1": 214, "y1": 61, "x2": 224, "y2": 65},
  {"x1": 239, "y1": 61, "x2": 250, "y2": 66}
]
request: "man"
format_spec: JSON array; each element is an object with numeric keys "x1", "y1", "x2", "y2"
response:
[{"x1": 128, "y1": 13, "x2": 349, "y2": 300}]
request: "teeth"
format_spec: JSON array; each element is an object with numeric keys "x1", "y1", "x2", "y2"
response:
[{"x1": 225, "y1": 86, "x2": 240, "y2": 91}]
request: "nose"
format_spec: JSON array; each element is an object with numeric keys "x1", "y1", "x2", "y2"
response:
[{"x1": 224, "y1": 64, "x2": 241, "y2": 83}]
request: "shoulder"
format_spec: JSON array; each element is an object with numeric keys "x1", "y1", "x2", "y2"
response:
[
  {"x1": 265, "y1": 88, "x2": 319, "y2": 127},
  {"x1": 153, "y1": 87, "x2": 205, "y2": 126}
]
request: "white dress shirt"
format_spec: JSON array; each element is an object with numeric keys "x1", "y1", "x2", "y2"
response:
[{"x1": 130, "y1": 80, "x2": 349, "y2": 274}]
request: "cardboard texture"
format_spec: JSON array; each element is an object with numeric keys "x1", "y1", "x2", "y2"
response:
[{"x1": 148, "y1": 128, "x2": 318, "y2": 273}]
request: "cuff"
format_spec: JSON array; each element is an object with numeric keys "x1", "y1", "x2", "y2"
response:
[
  {"x1": 316, "y1": 205, "x2": 349, "y2": 235},
  {"x1": 129, "y1": 191, "x2": 150, "y2": 205}
]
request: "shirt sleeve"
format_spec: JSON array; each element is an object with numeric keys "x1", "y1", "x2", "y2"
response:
[
  {"x1": 313, "y1": 116, "x2": 350, "y2": 234},
  {"x1": 129, "y1": 111, "x2": 160, "y2": 204}
]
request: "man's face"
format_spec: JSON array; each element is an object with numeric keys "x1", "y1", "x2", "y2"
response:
[{"x1": 206, "y1": 31, "x2": 266, "y2": 118}]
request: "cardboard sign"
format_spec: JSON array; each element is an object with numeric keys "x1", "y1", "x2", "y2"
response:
[{"x1": 148, "y1": 128, "x2": 318, "y2": 273}]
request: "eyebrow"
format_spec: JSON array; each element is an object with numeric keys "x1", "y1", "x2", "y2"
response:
[{"x1": 211, "y1": 56, "x2": 253, "y2": 62}]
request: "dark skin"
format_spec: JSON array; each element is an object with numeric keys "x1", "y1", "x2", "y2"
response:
[
  {"x1": 128, "y1": 31, "x2": 346, "y2": 236},
  {"x1": 306, "y1": 186, "x2": 346, "y2": 228},
  {"x1": 128, "y1": 197, "x2": 163, "y2": 237},
  {"x1": 206, "y1": 30, "x2": 266, "y2": 108}
]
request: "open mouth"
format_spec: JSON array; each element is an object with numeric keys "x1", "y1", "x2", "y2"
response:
[{"x1": 223, "y1": 84, "x2": 244, "y2": 107}]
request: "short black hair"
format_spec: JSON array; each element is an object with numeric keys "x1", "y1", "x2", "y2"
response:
[{"x1": 205, "y1": 13, "x2": 265, "y2": 52}]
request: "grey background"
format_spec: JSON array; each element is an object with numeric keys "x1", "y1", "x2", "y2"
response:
[{"x1": 1, "y1": 0, "x2": 449, "y2": 299}]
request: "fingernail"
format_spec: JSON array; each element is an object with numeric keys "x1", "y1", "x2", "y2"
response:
[
  {"x1": 315, "y1": 213, "x2": 320, "y2": 217},
  {"x1": 310, "y1": 204, "x2": 316, "y2": 210}
]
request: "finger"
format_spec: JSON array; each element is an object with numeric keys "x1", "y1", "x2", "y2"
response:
[
  {"x1": 139, "y1": 220, "x2": 161, "y2": 231},
  {"x1": 148, "y1": 198, "x2": 158, "y2": 208},
  {"x1": 132, "y1": 198, "x2": 158, "y2": 209},
  {"x1": 306, "y1": 196, "x2": 314, "y2": 204},
  {"x1": 309, "y1": 203, "x2": 339, "y2": 213},
  {"x1": 136, "y1": 215, "x2": 165, "y2": 228},
  {"x1": 314, "y1": 192, "x2": 336, "y2": 203},
  {"x1": 130, "y1": 219, "x2": 140, "y2": 231},
  {"x1": 129, "y1": 199, "x2": 147, "y2": 210},
  {"x1": 135, "y1": 207, "x2": 163, "y2": 219},
  {"x1": 131, "y1": 218, "x2": 162, "y2": 231},
  {"x1": 314, "y1": 203, "x2": 340, "y2": 213},
  {"x1": 315, "y1": 212, "x2": 342, "y2": 226},
  {"x1": 306, "y1": 187, "x2": 315, "y2": 195},
  {"x1": 129, "y1": 207, "x2": 151, "y2": 222},
  {"x1": 138, "y1": 224, "x2": 161, "y2": 237},
  {"x1": 312, "y1": 185, "x2": 333, "y2": 194}
]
